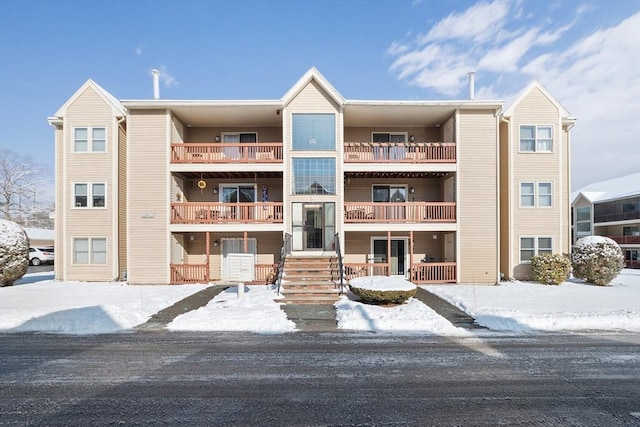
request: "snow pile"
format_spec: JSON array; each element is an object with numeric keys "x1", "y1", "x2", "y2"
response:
[
  {"x1": 424, "y1": 269, "x2": 640, "y2": 332},
  {"x1": 349, "y1": 276, "x2": 416, "y2": 291},
  {"x1": 336, "y1": 297, "x2": 467, "y2": 335},
  {"x1": 168, "y1": 286, "x2": 295, "y2": 334},
  {"x1": 0, "y1": 276, "x2": 208, "y2": 334}
]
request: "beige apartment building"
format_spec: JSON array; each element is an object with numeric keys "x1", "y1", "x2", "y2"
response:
[{"x1": 48, "y1": 68, "x2": 576, "y2": 290}]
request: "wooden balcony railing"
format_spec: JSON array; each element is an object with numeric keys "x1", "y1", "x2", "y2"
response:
[
  {"x1": 343, "y1": 262, "x2": 456, "y2": 284},
  {"x1": 410, "y1": 262, "x2": 457, "y2": 284},
  {"x1": 170, "y1": 263, "x2": 208, "y2": 284},
  {"x1": 344, "y1": 202, "x2": 456, "y2": 223},
  {"x1": 170, "y1": 263, "x2": 278, "y2": 285},
  {"x1": 171, "y1": 143, "x2": 283, "y2": 163},
  {"x1": 344, "y1": 263, "x2": 390, "y2": 279},
  {"x1": 609, "y1": 235, "x2": 640, "y2": 244},
  {"x1": 344, "y1": 142, "x2": 456, "y2": 163},
  {"x1": 171, "y1": 202, "x2": 284, "y2": 224}
]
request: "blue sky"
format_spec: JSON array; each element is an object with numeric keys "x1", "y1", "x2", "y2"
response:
[{"x1": 1, "y1": 0, "x2": 638, "y2": 200}]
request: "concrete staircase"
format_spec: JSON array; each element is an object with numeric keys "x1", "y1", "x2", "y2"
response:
[{"x1": 279, "y1": 256, "x2": 343, "y2": 304}]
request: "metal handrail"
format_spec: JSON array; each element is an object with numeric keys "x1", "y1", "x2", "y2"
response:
[
  {"x1": 275, "y1": 233, "x2": 291, "y2": 295},
  {"x1": 333, "y1": 233, "x2": 346, "y2": 295}
]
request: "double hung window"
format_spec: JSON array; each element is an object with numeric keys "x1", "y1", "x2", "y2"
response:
[
  {"x1": 520, "y1": 182, "x2": 552, "y2": 207},
  {"x1": 520, "y1": 126, "x2": 552, "y2": 152},
  {"x1": 74, "y1": 183, "x2": 106, "y2": 208},
  {"x1": 74, "y1": 127, "x2": 106, "y2": 152},
  {"x1": 73, "y1": 237, "x2": 107, "y2": 264},
  {"x1": 520, "y1": 237, "x2": 553, "y2": 263}
]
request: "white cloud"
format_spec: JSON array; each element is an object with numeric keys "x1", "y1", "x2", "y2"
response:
[
  {"x1": 388, "y1": 1, "x2": 640, "y2": 188},
  {"x1": 135, "y1": 46, "x2": 143, "y2": 56},
  {"x1": 420, "y1": 0, "x2": 511, "y2": 44}
]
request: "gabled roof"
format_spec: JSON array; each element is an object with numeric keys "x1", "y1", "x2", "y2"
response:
[
  {"x1": 281, "y1": 67, "x2": 345, "y2": 107},
  {"x1": 53, "y1": 79, "x2": 126, "y2": 117},
  {"x1": 502, "y1": 80, "x2": 573, "y2": 119},
  {"x1": 571, "y1": 172, "x2": 640, "y2": 205}
]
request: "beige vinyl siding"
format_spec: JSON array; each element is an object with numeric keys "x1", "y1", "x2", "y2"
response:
[
  {"x1": 458, "y1": 109, "x2": 498, "y2": 283},
  {"x1": 171, "y1": 115, "x2": 184, "y2": 143},
  {"x1": 442, "y1": 115, "x2": 455, "y2": 142},
  {"x1": 54, "y1": 126, "x2": 64, "y2": 280},
  {"x1": 117, "y1": 121, "x2": 127, "y2": 279},
  {"x1": 128, "y1": 109, "x2": 169, "y2": 284},
  {"x1": 510, "y1": 86, "x2": 567, "y2": 279},
  {"x1": 284, "y1": 79, "x2": 343, "y2": 236},
  {"x1": 63, "y1": 86, "x2": 118, "y2": 281},
  {"x1": 499, "y1": 121, "x2": 511, "y2": 278}
]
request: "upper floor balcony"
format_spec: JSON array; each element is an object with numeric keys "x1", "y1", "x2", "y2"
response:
[
  {"x1": 344, "y1": 142, "x2": 456, "y2": 163},
  {"x1": 171, "y1": 143, "x2": 283, "y2": 164},
  {"x1": 344, "y1": 202, "x2": 456, "y2": 223},
  {"x1": 171, "y1": 202, "x2": 284, "y2": 224}
]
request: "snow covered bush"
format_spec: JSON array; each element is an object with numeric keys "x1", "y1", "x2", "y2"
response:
[
  {"x1": 349, "y1": 276, "x2": 416, "y2": 305},
  {"x1": 530, "y1": 253, "x2": 571, "y2": 285},
  {"x1": 572, "y1": 236, "x2": 624, "y2": 286},
  {"x1": 0, "y1": 219, "x2": 29, "y2": 286}
]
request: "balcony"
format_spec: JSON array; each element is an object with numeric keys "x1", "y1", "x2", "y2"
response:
[
  {"x1": 344, "y1": 202, "x2": 456, "y2": 223},
  {"x1": 344, "y1": 142, "x2": 456, "y2": 163},
  {"x1": 344, "y1": 262, "x2": 456, "y2": 284},
  {"x1": 609, "y1": 235, "x2": 640, "y2": 245},
  {"x1": 171, "y1": 202, "x2": 284, "y2": 224},
  {"x1": 170, "y1": 263, "x2": 277, "y2": 284},
  {"x1": 171, "y1": 143, "x2": 283, "y2": 164}
]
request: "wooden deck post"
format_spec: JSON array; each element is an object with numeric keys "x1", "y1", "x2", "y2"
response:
[{"x1": 205, "y1": 232, "x2": 210, "y2": 282}]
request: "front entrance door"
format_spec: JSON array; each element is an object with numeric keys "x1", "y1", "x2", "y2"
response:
[
  {"x1": 304, "y1": 204, "x2": 323, "y2": 249},
  {"x1": 372, "y1": 238, "x2": 407, "y2": 276},
  {"x1": 292, "y1": 202, "x2": 335, "y2": 251}
]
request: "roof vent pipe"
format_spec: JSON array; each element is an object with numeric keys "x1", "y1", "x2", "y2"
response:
[
  {"x1": 152, "y1": 69, "x2": 160, "y2": 100},
  {"x1": 467, "y1": 71, "x2": 475, "y2": 100}
]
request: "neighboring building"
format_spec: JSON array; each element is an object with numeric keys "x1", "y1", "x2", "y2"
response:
[
  {"x1": 572, "y1": 173, "x2": 640, "y2": 269},
  {"x1": 48, "y1": 68, "x2": 576, "y2": 286},
  {"x1": 24, "y1": 227, "x2": 55, "y2": 248}
]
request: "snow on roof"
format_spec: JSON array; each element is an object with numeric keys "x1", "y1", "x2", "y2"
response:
[
  {"x1": 24, "y1": 228, "x2": 55, "y2": 241},
  {"x1": 571, "y1": 173, "x2": 640, "y2": 204}
]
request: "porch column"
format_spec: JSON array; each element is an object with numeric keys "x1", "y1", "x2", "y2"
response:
[
  {"x1": 205, "y1": 232, "x2": 210, "y2": 282},
  {"x1": 410, "y1": 230, "x2": 414, "y2": 281},
  {"x1": 387, "y1": 231, "x2": 391, "y2": 277},
  {"x1": 244, "y1": 231, "x2": 248, "y2": 254}
]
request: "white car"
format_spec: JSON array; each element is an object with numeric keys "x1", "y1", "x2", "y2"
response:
[{"x1": 29, "y1": 247, "x2": 54, "y2": 266}]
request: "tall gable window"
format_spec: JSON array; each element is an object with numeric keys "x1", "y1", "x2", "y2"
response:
[
  {"x1": 520, "y1": 125, "x2": 552, "y2": 152},
  {"x1": 74, "y1": 127, "x2": 107, "y2": 152},
  {"x1": 292, "y1": 114, "x2": 335, "y2": 150}
]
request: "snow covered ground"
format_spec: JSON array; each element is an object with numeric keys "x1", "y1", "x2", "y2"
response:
[{"x1": 0, "y1": 269, "x2": 638, "y2": 335}]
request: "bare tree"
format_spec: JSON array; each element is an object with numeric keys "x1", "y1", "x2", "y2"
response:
[{"x1": 0, "y1": 149, "x2": 52, "y2": 226}]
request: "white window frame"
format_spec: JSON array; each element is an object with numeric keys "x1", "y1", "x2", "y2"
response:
[
  {"x1": 221, "y1": 132, "x2": 258, "y2": 143},
  {"x1": 72, "y1": 237, "x2": 107, "y2": 265},
  {"x1": 371, "y1": 132, "x2": 408, "y2": 143},
  {"x1": 520, "y1": 236, "x2": 554, "y2": 263},
  {"x1": 520, "y1": 181, "x2": 553, "y2": 208},
  {"x1": 519, "y1": 125, "x2": 553, "y2": 153},
  {"x1": 73, "y1": 126, "x2": 107, "y2": 153},
  {"x1": 73, "y1": 182, "x2": 107, "y2": 208}
]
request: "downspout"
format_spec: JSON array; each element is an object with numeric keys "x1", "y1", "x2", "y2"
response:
[
  {"x1": 114, "y1": 116, "x2": 126, "y2": 281},
  {"x1": 499, "y1": 112, "x2": 510, "y2": 283},
  {"x1": 494, "y1": 107, "x2": 503, "y2": 284}
]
